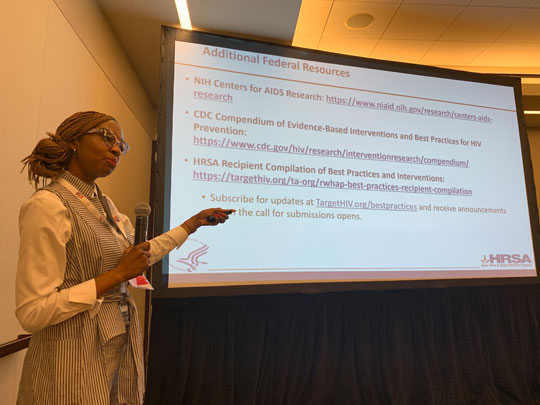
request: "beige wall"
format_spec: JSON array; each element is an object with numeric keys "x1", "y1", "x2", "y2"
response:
[
  {"x1": 0, "y1": 0, "x2": 155, "y2": 403},
  {"x1": 528, "y1": 128, "x2": 540, "y2": 203}
]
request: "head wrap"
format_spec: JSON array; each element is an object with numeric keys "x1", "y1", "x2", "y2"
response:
[{"x1": 22, "y1": 111, "x2": 116, "y2": 188}]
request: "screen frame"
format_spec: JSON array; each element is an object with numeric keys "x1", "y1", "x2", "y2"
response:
[{"x1": 152, "y1": 26, "x2": 540, "y2": 298}]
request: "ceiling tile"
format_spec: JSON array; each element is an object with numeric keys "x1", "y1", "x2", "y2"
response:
[
  {"x1": 318, "y1": 37, "x2": 379, "y2": 56},
  {"x1": 370, "y1": 39, "x2": 435, "y2": 63},
  {"x1": 188, "y1": 0, "x2": 302, "y2": 42},
  {"x1": 469, "y1": 42, "x2": 540, "y2": 66},
  {"x1": 334, "y1": 0, "x2": 401, "y2": 3},
  {"x1": 383, "y1": 4, "x2": 465, "y2": 40},
  {"x1": 440, "y1": 6, "x2": 527, "y2": 41},
  {"x1": 449, "y1": 66, "x2": 540, "y2": 74},
  {"x1": 527, "y1": 47, "x2": 540, "y2": 66},
  {"x1": 403, "y1": 0, "x2": 469, "y2": 4},
  {"x1": 419, "y1": 40, "x2": 490, "y2": 65},
  {"x1": 292, "y1": 36, "x2": 322, "y2": 49},
  {"x1": 322, "y1": 1, "x2": 401, "y2": 39},
  {"x1": 469, "y1": 0, "x2": 537, "y2": 6},
  {"x1": 293, "y1": 0, "x2": 333, "y2": 37},
  {"x1": 497, "y1": 9, "x2": 540, "y2": 43}
]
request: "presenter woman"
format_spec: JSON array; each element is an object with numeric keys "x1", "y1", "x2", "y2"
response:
[{"x1": 15, "y1": 111, "x2": 233, "y2": 404}]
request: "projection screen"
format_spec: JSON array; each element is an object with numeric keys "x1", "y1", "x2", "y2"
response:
[{"x1": 153, "y1": 28, "x2": 540, "y2": 297}]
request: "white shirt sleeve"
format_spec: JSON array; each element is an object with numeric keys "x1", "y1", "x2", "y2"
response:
[
  {"x1": 15, "y1": 191, "x2": 101, "y2": 334},
  {"x1": 116, "y1": 208, "x2": 189, "y2": 264},
  {"x1": 149, "y1": 226, "x2": 189, "y2": 264},
  {"x1": 16, "y1": 192, "x2": 191, "y2": 334}
]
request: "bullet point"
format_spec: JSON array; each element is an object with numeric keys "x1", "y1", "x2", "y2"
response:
[
  {"x1": 184, "y1": 158, "x2": 188, "y2": 162},
  {"x1": 185, "y1": 77, "x2": 189, "y2": 80},
  {"x1": 185, "y1": 111, "x2": 189, "y2": 114},
  {"x1": 202, "y1": 195, "x2": 206, "y2": 199}
]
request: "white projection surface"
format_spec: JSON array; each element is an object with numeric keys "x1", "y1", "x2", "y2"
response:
[{"x1": 166, "y1": 40, "x2": 536, "y2": 288}]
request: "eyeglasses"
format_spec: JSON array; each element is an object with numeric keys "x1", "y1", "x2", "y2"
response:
[{"x1": 85, "y1": 127, "x2": 130, "y2": 155}]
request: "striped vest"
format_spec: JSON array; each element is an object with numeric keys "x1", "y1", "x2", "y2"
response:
[{"x1": 17, "y1": 172, "x2": 144, "y2": 405}]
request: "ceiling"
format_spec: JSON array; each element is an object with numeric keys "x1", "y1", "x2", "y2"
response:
[
  {"x1": 294, "y1": 0, "x2": 540, "y2": 70},
  {"x1": 96, "y1": 0, "x2": 540, "y2": 126}
]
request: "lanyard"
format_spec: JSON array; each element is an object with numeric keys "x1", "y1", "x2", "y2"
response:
[{"x1": 56, "y1": 177, "x2": 129, "y2": 241}]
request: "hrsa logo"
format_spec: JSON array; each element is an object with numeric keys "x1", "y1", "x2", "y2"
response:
[{"x1": 481, "y1": 254, "x2": 532, "y2": 264}]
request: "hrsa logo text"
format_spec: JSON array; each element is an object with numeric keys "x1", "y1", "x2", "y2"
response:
[{"x1": 482, "y1": 254, "x2": 532, "y2": 264}]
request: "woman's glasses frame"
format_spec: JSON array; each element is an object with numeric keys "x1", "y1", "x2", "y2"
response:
[{"x1": 85, "y1": 127, "x2": 130, "y2": 155}]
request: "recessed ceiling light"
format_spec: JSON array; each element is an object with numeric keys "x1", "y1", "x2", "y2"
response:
[{"x1": 345, "y1": 13, "x2": 374, "y2": 30}]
